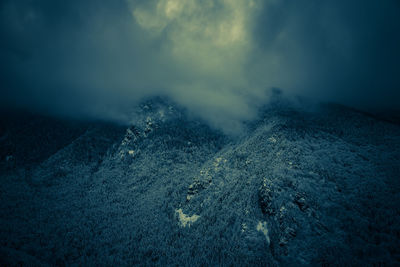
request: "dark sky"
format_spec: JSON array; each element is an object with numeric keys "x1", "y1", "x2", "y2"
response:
[{"x1": 1, "y1": 0, "x2": 399, "y2": 132}]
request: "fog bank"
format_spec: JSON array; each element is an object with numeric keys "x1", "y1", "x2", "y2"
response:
[{"x1": 1, "y1": 0, "x2": 399, "y2": 133}]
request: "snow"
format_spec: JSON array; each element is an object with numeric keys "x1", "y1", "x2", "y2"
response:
[
  {"x1": 175, "y1": 208, "x2": 200, "y2": 228},
  {"x1": 1, "y1": 100, "x2": 399, "y2": 265},
  {"x1": 256, "y1": 221, "x2": 270, "y2": 245}
]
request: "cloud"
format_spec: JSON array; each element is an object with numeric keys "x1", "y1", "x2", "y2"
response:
[
  {"x1": 250, "y1": 1, "x2": 400, "y2": 109},
  {"x1": 0, "y1": 0, "x2": 399, "y2": 134},
  {"x1": 129, "y1": 0, "x2": 267, "y2": 132},
  {"x1": 0, "y1": 0, "x2": 269, "y2": 133}
]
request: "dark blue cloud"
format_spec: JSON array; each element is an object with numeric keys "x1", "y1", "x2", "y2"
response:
[
  {"x1": 253, "y1": 0, "x2": 400, "y2": 109},
  {"x1": 0, "y1": 0, "x2": 399, "y2": 133}
]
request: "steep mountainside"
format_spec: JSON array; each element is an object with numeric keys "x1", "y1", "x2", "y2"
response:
[{"x1": 1, "y1": 99, "x2": 399, "y2": 266}]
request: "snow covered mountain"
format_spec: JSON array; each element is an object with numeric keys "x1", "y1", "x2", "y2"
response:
[{"x1": 1, "y1": 97, "x2": 399, "y2": 266}]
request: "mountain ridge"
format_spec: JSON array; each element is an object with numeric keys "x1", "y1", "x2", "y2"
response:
[{"x1": 1, "y1": 98, "x2": 399, "y2": 266}]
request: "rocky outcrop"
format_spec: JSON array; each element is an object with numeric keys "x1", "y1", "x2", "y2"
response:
[{"x1": 1, "y1": 99, "x2": 399, "y2": 266}]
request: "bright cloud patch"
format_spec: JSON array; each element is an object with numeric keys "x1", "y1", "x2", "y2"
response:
[
  {"x1": 129, "y1": 0, "x2": 266, "y2": 133},
  {"x1": 131, "y1": 0, "x2": 260, "y2": 80}
]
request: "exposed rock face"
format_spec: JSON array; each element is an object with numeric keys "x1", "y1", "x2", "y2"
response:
[
  {"x1": 294, "y1": 193, "x2": 308, "y2": 212},
  {"x1": 259, "y1": 178, "x2": 275, "y2": 215},
  {"x1": 0, "y1": 99, "x2": 399, "y2": 266}
]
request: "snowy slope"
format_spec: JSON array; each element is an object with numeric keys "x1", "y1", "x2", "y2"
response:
[{"x1": 0, "y1": 99, "x2": 399, "y2": 266}]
